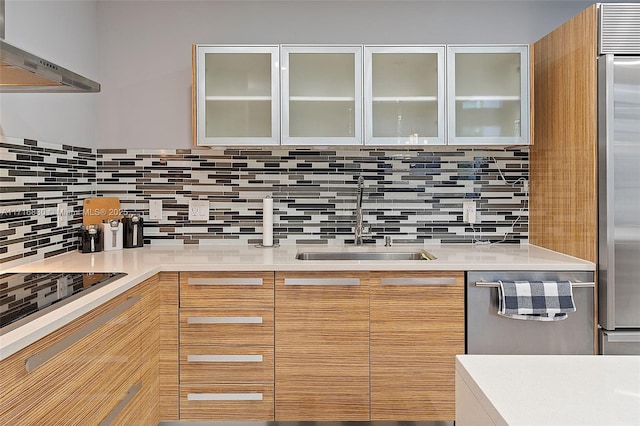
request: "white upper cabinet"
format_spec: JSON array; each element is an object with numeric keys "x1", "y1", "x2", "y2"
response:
[
  {"x1": 364, "y1": 46, "x2": 446, "y2": 146},
  {"x1": 195, "y1": 45, "x2": 280, "y2": 146},
  {"x1": 447, "y1": 45, "x2": 530, "y2": 145},
  {"x1": 281, "y1": 45, "x2": 363, "y2": 146}
]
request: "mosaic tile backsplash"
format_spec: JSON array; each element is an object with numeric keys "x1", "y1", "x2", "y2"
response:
[
  {"x1": 1, "y1": 136, "x2": 529, "y2": 265},
  {"x1": 1, "y1": 137, "x2": 96, "y2": 265}
]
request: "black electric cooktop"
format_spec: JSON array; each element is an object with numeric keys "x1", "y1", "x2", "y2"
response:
[{"x1": 0, "y1": 272, "x2": 127, "y2": 334}]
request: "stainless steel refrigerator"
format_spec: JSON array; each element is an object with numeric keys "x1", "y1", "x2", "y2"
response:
[{"x1": 597, "y1": 20, "x2": 640, "y2": 354}]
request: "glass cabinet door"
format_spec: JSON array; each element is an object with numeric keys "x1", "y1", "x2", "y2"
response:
[
  {"x1": 195, "y1": 45, "x2": 280, "y2": 146},
  {"x1": 281, "y1": 45, "x2": 363, "y2": 145},
  {"x1": 364, "y1": 46, "x2": 445, "y2": 146},
  {"x1": 447, "y1": 45, "x2": 530, "y2": 145}
]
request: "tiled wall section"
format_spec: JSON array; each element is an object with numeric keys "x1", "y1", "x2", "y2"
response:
[
  {"x1": 97, "y1": 147, "x2": 529, "y2": 246},
  {"x1": 1, "y1": 137, "x2": 96, "y2": 265},
  {"x1": 0, "y1": 137, "x2": 529, "y2": 265}
]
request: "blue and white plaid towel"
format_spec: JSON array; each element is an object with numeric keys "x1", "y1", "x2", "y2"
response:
[{"x1": 498, "y1": 280, "x2": 576, "y2": 321}]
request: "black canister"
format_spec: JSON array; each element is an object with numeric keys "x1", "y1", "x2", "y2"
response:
[
  {"x1": 80, "y1": 224, "x2": 103, "y2": 253},
  {"x1": 123, "y1": 214, "x2": 144, "y2": 248}
]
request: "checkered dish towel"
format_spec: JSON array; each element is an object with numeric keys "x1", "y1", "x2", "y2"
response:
[{"x1": 498, "y1": 280, "x2": 576, "y2": 321}]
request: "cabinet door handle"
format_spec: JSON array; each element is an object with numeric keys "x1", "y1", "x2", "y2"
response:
[
  {"x1": 25, "y1": 295, "x2": 141, "y2": 373},
  {"x1": 284, "y1": 278, "x2": 360, "y2": 286},
  {"x1": 187, "y1": 392, "x2": 263, "y2": 401},
  {"x1": 187, "y1": 354, "x2": 263, "y2": 363},
  {"x1": 99, "y1": 381, "x2": 142, "y2": 426},
  {"x1": 187, "y1": 277, "x2": 263, "y2": 286},
  {"x1": 187, "y1": 316, "x2": 263, "y2": 324},
  {"x1": 380, "y1": 277, "x2": 458, "y2": 286}
]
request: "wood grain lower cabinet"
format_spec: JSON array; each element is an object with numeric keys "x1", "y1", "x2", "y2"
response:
[
  {"x1": 370, "y1": 271, "x2": 465, "y2": 420},
  {"x1": 0, "y1": 275, "x2": 160, "y2": 425},
  {"x1": 274, "y1": 272, "x2": 370, "y2": 421},
  {"x1": 178, "y1": 271, "x2": 275, "y2": 421}
]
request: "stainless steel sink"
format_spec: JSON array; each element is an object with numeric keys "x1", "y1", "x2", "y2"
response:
[{"x1": 295, "y1": 250, "x2": 436, "y2": 261}]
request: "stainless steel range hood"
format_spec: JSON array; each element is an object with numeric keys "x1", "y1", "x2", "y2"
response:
[{"x1": 0, "y1": 0, "x2": 100, "y2": 93}]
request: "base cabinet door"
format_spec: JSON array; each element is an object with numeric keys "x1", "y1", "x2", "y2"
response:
[
  {"x1": 370, "y1": 271, "x2": 465, "y2": 420},
  {"x1": 274, "y1": 272, "x2": 370, "y2": 420},
  {"x1": 0, "y1": 275, "x2": 160, "y2": 426}
]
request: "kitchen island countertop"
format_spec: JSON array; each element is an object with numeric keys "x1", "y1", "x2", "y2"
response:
[
  {"x1": 456, "y1": 354, "x2": 640, "y2": 426},
  {"x1": 1, "y1": 243, "x2": 594, "y2": 360}
]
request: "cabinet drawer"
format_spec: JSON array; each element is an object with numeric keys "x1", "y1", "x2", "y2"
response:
[
  {"x1": 181, "y1": 345, "x2": 274, "y2": 384},
  {"x1": 180, "y1": 384, "x2": 274, "y2": 421},
  {"x1": 180, "y1": 308, "x2": 274, "y2": 346},
  {"x1": 180, "y1": 272, "x2": 274, "y2": 308}
]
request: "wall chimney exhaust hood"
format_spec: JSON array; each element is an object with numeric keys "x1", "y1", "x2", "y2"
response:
[{"x1": 0, "y1": 0, "x2": 100, "y2": 93}]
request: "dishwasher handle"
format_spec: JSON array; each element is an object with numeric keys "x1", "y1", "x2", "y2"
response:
[{"x1": 474, "y1": 281, "x2": 595, "y2": 288}]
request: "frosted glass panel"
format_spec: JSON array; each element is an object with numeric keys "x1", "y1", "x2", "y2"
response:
[
  {"x1": 455, "y1": 53, "x2": 521, "y2": 96},
  {"x1": 372, "y1": 53, "x2": 439, "y2": 97},
  {"x1": 372, "y1": 101, "x2": 439, "y2": 138},
  {"x1": 455, "y1": 100, "x2": 521, "y2": 137},
  {"x1": 206, "y1": 100, "x2": 271, "y2": 137},
  {"x1": 205, "y1": 53, "x2": 272, "y2": 97},
  {"x1": 289, "y1": 101, "x2": 356, "y2": 137},
  {"x1": 454, "y1": 52, "x2": 522, "y2": 137},
  {"x1": 289, "y1": 53, "x2": 355, "y2": 97}
]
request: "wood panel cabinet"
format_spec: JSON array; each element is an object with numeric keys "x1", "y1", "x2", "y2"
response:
[
  {"x1": 274, "y1": 271, "x2": 370, "y2": 420},
  {"x1": 0, "y1": 275, "x2": 160, "y2": 425},
  {"x1": 370, "y1": 271, "x2": 465, "y2": 420},
  {"x1": 178, "y1": 271, "x2": 275, "y2": 421}
]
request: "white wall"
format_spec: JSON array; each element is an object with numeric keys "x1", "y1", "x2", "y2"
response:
[
  {"x1": 96, "y1": 0, "x2": 600, "y2": 150},
  {"x1": 0, "y1": 0, "x2": 99, "y2": 148}
]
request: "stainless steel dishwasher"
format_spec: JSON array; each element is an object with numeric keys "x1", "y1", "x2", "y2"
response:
[{"x1": 467, "y1": 271, "x2": 595, "y2": 355}]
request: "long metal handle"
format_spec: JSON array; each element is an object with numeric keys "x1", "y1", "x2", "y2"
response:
[
  {"x1": 381, "y1": 277, "x2": 457, "y2": 286},
  {"x1": 187, "y1": 354, "x2": 263, "y2": 363},
  {"x1": 187, "y1": 277, "x2": 263, "y2": 286},
  {"x1": 284, "y1": 278, "x2": 360, "y2": 286},
  {"x1": 25, "y1": 295, "x2": 141, "y2": 373},
  {"x1": 99, "y1": 381, "x2": 142, "y2": 426},
  {"x1": 187, "y1": 393, "x2": 263, "y2": 401},
  {"x1": 474, "y1": 281, "x2": 595, "y2": 288},
  {"x1": 604, "y1": 332, "x2": 640, "y2": 343},
  {"x1": 187, "y1": 316, "x2": 263, "y2": 324}
]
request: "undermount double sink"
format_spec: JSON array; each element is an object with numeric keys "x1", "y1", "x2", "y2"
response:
[{"x1": 295, "y1": 249, "x2": 436, "y2": 261}]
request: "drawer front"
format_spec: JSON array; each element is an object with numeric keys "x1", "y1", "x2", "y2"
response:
[
  {"x1": 181, "y1": 345, "x2": 274, "y2": 384},
  {"x1": 180, "y1": 272, "x2": 274, "y2": 308},
  {"x1": 180, "y1": 308, "x2": 274, "y2": 346},
  {"x1": 180, "y1": 384, "x2": 274, "y2": 421}
]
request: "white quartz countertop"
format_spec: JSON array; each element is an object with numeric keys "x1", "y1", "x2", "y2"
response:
[
  {"x1": 1, "y1": 243, "x2": 594, "y2": 360},
  {"x1": 456, "y1": 354, "x2": 640, "y2": 426}
]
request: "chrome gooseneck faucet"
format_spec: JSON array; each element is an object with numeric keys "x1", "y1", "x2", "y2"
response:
[{"x1": 354, "y1": 175, "x2": 365, "y2": 246}]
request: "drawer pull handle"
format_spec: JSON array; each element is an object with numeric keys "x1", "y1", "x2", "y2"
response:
[
  {"x1": 187, "y1": 316, "x2": 263, "y2": 324},
  {"x1": 187, "y1": 354, "x2": 263, "y2": 363},
  {"x1": 381, "y1": 277, "x2": 457, "y2": 286},
  {"x1": 187, "y1": 277, "x2": 263, "y2": 286},
  {"x1": 25, "y1": 295, "x2": 141, "y2": 373},
  {"x1": 187, "y1": 392, "x2": 263, "y2": 401},
  {"x1": 99, "y1": 381, "x2": 142, "y2": 426},
  {"x1": 284, "y1": 278, "x2": 360, "y2": 286}
]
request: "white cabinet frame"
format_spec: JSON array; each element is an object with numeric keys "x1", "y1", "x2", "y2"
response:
[
  {"x1": 364, "y1": 45, "x2": 446, "y2": 146},
  {"x1": 281, "y1": 45, "x2": 363, "y2": 146},
  {"x1": 447, "y1": 44, "x2": 530, "y2": 146},
  {"x1": 195, "y1": 45, "x2": 280, "y2": 146}
]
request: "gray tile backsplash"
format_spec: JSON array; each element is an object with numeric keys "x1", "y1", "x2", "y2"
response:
[{"x1": 1, "y1": 137, "x2": 528, "y2": 265}]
